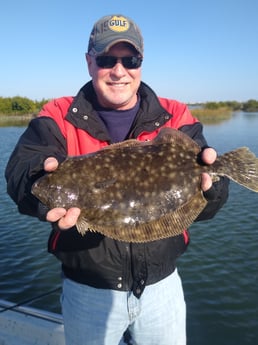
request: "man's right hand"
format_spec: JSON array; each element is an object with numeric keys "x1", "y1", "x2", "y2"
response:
[
  {"x1": 44, "y1": 157, "x2": 81, "y2": 230},
  {"x1": 44, "y1": 156, "x2": 59, "y2": 172}
]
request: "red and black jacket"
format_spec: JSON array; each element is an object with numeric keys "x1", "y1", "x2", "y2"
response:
[{"x1": 5, "y1": 81, "x2": 229, "y2": 297}]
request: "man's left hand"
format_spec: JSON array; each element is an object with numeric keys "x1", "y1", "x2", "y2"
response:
[{"x1": 200, "y1": 148, "x2": 217, "y2": 192}]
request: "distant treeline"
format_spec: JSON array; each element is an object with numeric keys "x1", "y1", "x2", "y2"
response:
[
  {"x1": 0, "y1": 96, "x2": 49, "y2": 116},
  {"x1": 202, "y1": 99, "x2": 258, "y2": 112},
  {"x1": 0, "y1": 96, "x2": 258, "y2": 116}
]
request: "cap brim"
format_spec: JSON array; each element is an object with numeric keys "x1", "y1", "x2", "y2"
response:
[{"x1": 94, "y1": 38, "x2": 143, "y2": 56}]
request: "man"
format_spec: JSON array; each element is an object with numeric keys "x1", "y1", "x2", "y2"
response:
[{"x1": 5, "y1": 14, "x2": 229, "y2": 345}]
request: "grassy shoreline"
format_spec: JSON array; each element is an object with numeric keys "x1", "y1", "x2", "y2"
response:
[
  {"x1": 0, "y1": 114, "x2": 34, "y2": 127},
  {"x1": 191, "y1": 107, "x2": 233, "y2": 124}
]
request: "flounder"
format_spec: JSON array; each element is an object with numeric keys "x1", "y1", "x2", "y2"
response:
[{"x1": 32, "y1": 127, "x2": 258, "y2": 242}]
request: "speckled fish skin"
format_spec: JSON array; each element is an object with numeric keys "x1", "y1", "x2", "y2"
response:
[{"x1": 32, "y1": 127, "x2": 258, "y2": 242}]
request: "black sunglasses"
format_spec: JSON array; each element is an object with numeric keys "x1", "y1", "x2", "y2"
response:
[{"x1": 95, "y1": 55, "x2": 142, "y2": 69}]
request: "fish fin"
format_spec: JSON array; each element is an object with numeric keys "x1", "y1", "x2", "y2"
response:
[
  {"x1": 100, "y1": 139, "x2": 142, "y2": 151},
  {"x1": 100, "y1": 128, "x2": 201, "y2": 154},
  {"x1": 128, "y1": 191, "x2": 207, "y2": 242},
  {"x1": 216, "y1": 147, "x2": 258, "y2": 192},
  {"x1": 76, "y1": 217, "x2": 92, "y2": 236},
  {"x1": 154, "y1": 127, "x2": 201, "y2": 152},
  {"x1": 86, "y1": 192, "x2": 207, "y2": 243}
]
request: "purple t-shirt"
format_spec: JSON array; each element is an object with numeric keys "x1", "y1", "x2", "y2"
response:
[{"x1": 97, "y1": 97, "x2": 140, "y2": 143}]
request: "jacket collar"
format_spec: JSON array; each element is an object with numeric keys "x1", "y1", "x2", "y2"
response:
[{"x1": 65, "y1": 81, "x2": 172, "y2": 141}]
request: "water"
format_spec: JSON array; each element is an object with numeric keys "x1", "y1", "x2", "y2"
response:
[
  {"x1": 1, "y1": 112, "x2": 258, "y2": 344},
  {"x1": 0, "y1": 127, "x2": 62, "y2": 311}
]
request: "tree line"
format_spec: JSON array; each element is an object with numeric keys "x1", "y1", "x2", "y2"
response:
[
  {"x1": 0, "y1": 96, "x2": 49, "y2": 116},
  {"x1": 0, "y1": 96, "x2": 258, "y2": 116},
  {"x1": 203, "y1": 99, "x2": 258, "y2": 112}
]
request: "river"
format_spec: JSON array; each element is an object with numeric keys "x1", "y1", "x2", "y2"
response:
[{"x1": 0, "y1": 111, "x2": 257, "y2": 345}]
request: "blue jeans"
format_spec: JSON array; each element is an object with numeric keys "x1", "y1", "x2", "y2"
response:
[{"x1": 61, "y1": 269, "x2": 186, "y2": 345}]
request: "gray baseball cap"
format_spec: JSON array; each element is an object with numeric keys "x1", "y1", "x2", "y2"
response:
[{"x1": 88, "y1": 14, "x2": 144, "y2": 56}]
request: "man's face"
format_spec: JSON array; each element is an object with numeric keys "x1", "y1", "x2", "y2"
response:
[{"x1": 86, "y1": 42, "x2": 142, "y2": 110}]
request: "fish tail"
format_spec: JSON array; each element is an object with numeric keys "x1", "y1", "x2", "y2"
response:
[{"x1": 215, "y1": 147, "x2": 258, "y2": 192}]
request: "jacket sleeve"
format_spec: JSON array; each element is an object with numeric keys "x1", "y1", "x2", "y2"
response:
[
  {"x1": 5, "y1": 117, "x2": 67, "y2": 218},
  {"x1": 195, "y1": 176, "x2": 229, "y2": 221},
  {"x1": 179, "y1": 122, "x2": 230, "y2": 222}
]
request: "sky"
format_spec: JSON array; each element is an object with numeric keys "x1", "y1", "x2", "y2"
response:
[{"x1": 1, "y1": 0, "x2": 257, "y2": 103}]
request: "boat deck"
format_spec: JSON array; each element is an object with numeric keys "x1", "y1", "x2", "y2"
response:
[{"x1": 0, "y1": 299, "x2": 65, "y2": 345}]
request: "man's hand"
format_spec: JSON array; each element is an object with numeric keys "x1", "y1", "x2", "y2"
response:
[
  {"x1": 44, "y1": 157, "x2": 81, "y2": 230},
  {"x1": 200, "y1": 148, "x2": 217, "y2": 192},
  {"x1": 43, "y1": 156, "x2": 59, "y2": 172}
]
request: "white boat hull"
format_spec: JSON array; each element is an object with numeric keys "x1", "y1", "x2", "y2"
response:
[{"x1": 0, "y1": 299, "x2": 65, "y2": 345}]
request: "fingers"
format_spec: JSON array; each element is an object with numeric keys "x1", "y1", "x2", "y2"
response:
[
  {"x1": 44, "y1": 157, "x2": 59, "y2": 172},
  {"x1": 46, "y1": 207, "x2": 81, "y2": 230},
  {"x1": 201, "y1": 172, "x2": 213, "y2": 192},
  {"x1": 58, "y1": 208, "x2": 81, "y2": 229},
  {"x1": 201, "y1": 148, "x2": 217, "y2": 165},
  {"x1": 46, "y1": 208, "x2": 67, "y2": 222},
  {"x1": 200, "y1": 148, "x2": 217, "y2": 192}
]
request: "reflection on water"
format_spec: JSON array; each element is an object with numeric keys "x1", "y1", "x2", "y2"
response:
[{"x1": 1, "y1": 112, "x2": 258, "y2": 345}]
